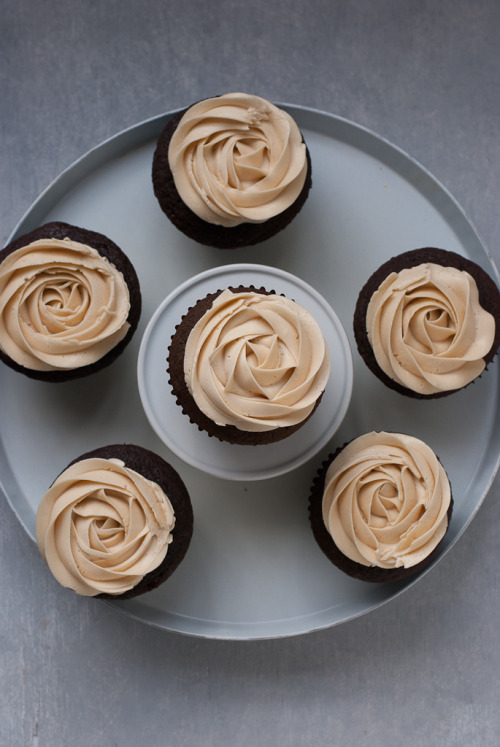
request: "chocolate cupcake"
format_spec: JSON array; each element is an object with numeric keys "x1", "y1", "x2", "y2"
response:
[
  {"x1": 0, "y1": 221, "x2": 141, "y2": 381},
  {"x1": 309, "y1": 431, "x2": 453, "y2": 583},
  {"x1": 36, "y1": 443, "x2": 193, "y2": 600},
  {"x1": 168, "y1": 285, "x2": 330, "y2": 445},
  {"x1": 354, "y1": 248, "x2": 500, "y2": 398},
  {"x1": 152, "y1": 93, "x2": 312, "y2": 249}
]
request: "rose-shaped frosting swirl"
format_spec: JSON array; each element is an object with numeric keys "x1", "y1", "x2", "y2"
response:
[
  {"x1": 366, "y1": 263, "x2": 495, "y2": 394},
  {"x1": 184, "y1": 289, "x2": 330, "y2": 432},
  {"x1": 168, "y1": 93, "x2": 308, "y2": 227},
  {"x1": 36, "y1": 458, "x2": 175, "y2": 596},
  {"x1": 322, "y1": 432, "x2": 451, "y2": 569},
  {"x1": 0, "y1": 237, "x2": 131, "y2": 371}
]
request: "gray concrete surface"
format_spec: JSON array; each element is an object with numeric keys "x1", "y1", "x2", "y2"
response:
[{"x1": 1, "y1": 1, "x2": 499, "y2": 745}]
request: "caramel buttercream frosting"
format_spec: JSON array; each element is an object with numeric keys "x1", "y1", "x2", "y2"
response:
[
  {"x1": 0, "y1": 237, "x2": 131, "y2": 371},
  {"x1": 321, "y1": 432, "x2": 451, "y2": 570},
  {"x1": 167, "y1": 93, "x2": 308, "y2": 227},
  {"x1": 366, "y1": 263, "x2": 495, "y2": 395},
  {"x1": 36, "y1": 457, "x2": 175, "y2": 597},
  {"x1": 183, "y1": 289, "x2": 330, "y2": 432}
]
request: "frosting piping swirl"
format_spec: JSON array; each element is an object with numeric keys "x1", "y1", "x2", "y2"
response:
[
  {"x1": 0, "y1": 237, "x2": 131, "y2": 371},
  {"x1": 184, "y1": 289, "x2": 330, "y2": 432},
  {"x1": 366, "y1": 263, "x2": 495, "y2": 394},
  {"x1": 168, "y1": 93, "x2": 308, "y2": 227},
  {"x1": 322, "y1": 432, "x2": 451, "y2": 569},
  {"x1": 36, "y1": 458, "x2": 175, "y2": 596}
]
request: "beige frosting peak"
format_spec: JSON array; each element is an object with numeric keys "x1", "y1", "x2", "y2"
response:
[
  {"x1": 184, "y1": 289, "x2": 330, "y2": 432},
  {"x1": 322, "y1": 432, "x2": 451, "y2": 569},
  {"x1": 0, "y1": 237, "x2": 131, "y2": 371},
  {"x1": 36, "y1": 458, "x2": 175, "y2": 596},
  {"x1": 168, "y1": 93, "x2": 308, "y2": 227},
  {"x1": 366, "y1": 263, "x2": 495, "y2": 394}
]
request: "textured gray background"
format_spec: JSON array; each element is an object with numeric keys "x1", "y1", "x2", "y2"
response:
[{"x1": 1, "y1": 1, "x2": 499, "y2": 745}]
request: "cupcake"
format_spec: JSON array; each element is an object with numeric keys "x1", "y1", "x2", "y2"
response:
[
  {"x1": 354, "y1": 247, "x2": 500, "y2": 398},
  {"x1": 0, "y1": 221, "x2": 141, "y2": 381},
  {"x1": 36, "y1": 444, "x2": 193, "y2": 599},
  {"x1": 168, "y1": 286, "x2": 331, "y2": 445},
  {"x1": 309, "y1": 431, "x2": 453, "y2": 583},
  {"x1": 152, "y1": 92, "x2": 312, "y2": 249}
]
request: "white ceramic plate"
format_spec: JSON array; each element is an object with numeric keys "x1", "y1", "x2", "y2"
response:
[
  {"x1": 137, "y1": 263, "x2": 353, "y2": 481},
  {"x1": 1, "y1": 105, "x2": 499, "y2": 640}
]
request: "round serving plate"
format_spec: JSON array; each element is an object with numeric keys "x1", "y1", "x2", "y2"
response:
[{"x1": 1, "y1": 104, "x2": 499, "y2": 640}]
